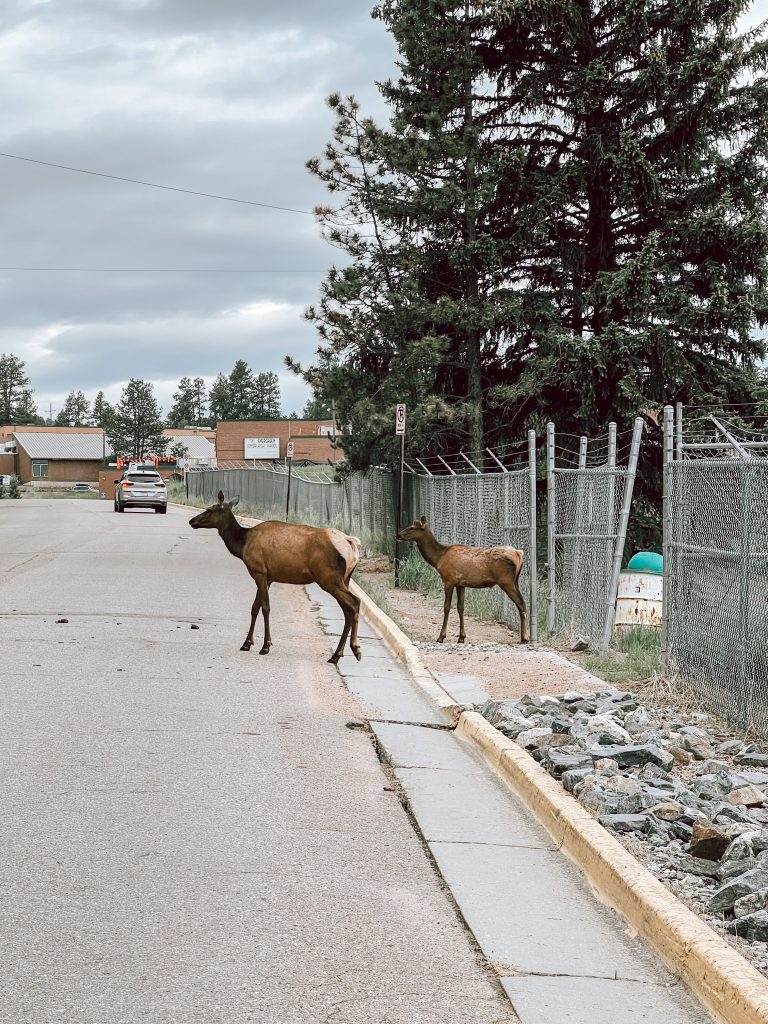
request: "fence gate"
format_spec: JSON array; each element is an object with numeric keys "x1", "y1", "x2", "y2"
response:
[
  {"x1": 662, "y1": 404, "x2": 768, "y2": 734},
  {"x1": 547, "y1": 418, "x2": 644, "y2": 650}
]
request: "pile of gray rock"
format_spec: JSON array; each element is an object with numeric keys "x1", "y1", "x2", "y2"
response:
[{"x1": 480, "y1": 689, "x2": 768, "y2": 962}]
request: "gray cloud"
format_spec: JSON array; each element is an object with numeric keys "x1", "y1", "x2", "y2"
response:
[{"x1": 0, "y1": 0, "x2": 397, "y2": 417}]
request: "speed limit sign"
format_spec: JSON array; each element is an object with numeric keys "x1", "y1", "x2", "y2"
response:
[
  {"x1": 286, "y1": 441, "x2": 295, "y2": 459},
  {"x1": 395, "y1": 404, "x2": 406, "y2": 436}
]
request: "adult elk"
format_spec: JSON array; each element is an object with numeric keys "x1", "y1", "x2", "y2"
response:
[
  {"x1": 396, "y1": 516, "x2": 529, "y2": 645},
  {"x1": 189, "y1": 492, "x2": 362, "y2": 663}
]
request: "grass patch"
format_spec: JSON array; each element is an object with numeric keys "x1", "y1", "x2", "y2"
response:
[
  {"x1": 18, "y1": 488, "x2": 99, "y2": 500},
  {"x1": 582, "y1": 627, "x2": 661, "y2": 686},
  {"x1": 353, "y1": 574, "x2": 406, "y2": 631}
]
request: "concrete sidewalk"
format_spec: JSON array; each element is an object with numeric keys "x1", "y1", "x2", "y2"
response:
[{"x1": 310, "y1": 582, "x2": 711, "y2": 1024}]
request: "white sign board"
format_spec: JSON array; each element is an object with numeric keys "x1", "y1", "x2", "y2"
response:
[
  {"x1": 395, "y1": 404, "x2": 406, "y2": 436},
  {"x1": 244, "y1": 437, "x2": 280, "y2": 460},
  {"x1": 286, "y1": 441, "x2": 295, "y2": 459}
]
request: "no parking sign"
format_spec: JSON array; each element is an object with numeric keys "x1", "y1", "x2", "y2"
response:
[{"x1": 395, "y1": 404, "x2": 406, "y2": 436}]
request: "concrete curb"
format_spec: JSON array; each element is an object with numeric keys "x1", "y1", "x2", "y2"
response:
[
  {"x1": 348, "y1": 580, "x2": 463, "y2": 722},
  {"x1": 456, "y1": 712, "x2": 768, "y2": 1024},
  {"x1": 173, "y1": 500, "x2": 768, "y2": 1023}
]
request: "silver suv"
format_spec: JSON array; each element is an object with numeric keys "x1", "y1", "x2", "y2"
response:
[{"x1": 114, "y1": 470, "x2": 167, "y2": 514}]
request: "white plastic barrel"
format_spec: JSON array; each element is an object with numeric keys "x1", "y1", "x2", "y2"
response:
[{"x1": 615, "y1": 571, "x2": 663, "y2": 630}]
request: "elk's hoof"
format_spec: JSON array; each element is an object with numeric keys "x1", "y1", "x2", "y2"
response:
[
  {"x1": 352, "y1": 647, "x2": 362, "y2": 662},
  {"x1": 437, "y1": 636, "x2": 445, "y2": 644},
  {"x1": 259, "y1": 646, "x2": 271, "y2": 655},
  {"x1": 240, "y1": 642, "x2": 252, "y2": 652},
  {"x1": 458, "y1": 637, "x2": 466, "y2": 644},
  {"x1": 520, "y1": 637, "x2": 530, "y2": 645},
  {"x1": 328, "y1": 653, "x2": 341, "y2": 665}
]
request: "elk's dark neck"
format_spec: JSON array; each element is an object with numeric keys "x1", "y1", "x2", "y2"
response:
[
  {"x1": 218, "y1": 510, "x2": 248, "y2": 560},
  {"x1": 416, "y1": 527, "x2": 448, "y2": 568}
]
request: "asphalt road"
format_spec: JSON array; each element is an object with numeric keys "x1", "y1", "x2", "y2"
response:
[{"x1": 0, "y1": 500, "x2": 515, "y2": 1024}]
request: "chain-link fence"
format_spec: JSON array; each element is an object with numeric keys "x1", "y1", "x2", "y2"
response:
[
  {"x1": 402, "y1": 434, "x2": 538, "y2": 641},
  {"x1": 662, "y1": 405, "x2": 768, "y2": 734},
  {"x1": 186, "y1": 465, "x2": 396, "y2": 546},
  {"x1": 547, "y1": 419, "x2": 644, "y2": 650}
]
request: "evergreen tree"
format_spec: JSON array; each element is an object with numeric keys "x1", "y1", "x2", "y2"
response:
[
  {"x1": 302, "y1": 393, "x2": 334, "y2": 420},
  {"x1": 13, "y1": 388, "x2": 42, "y2": 425},
  {"x1": 167, "y1": 376, "x2": 208, "y2": 427},
  {"x1": 484, "y1": 0, "x2": 768, "y2": 435},
  {"x1": 253, "y1": 371, "x2": 282, "y2": 419},
  {"x1": 208, "y1": 361, "x2": 260, "y2": 422},
  {"x1": 55, "y1": 390, "x2": 91, "y2": 426},
  {"x1": 8, "y1": 475, "x2": 21, "y2": 498},
  {"x1": 290, "y1": 4, "x2": 540, "y2": 465},
  {"x1": 92, "y1": 391, "x2": 114, "y2": 431},
  {"x1": 107, "y1": 379, "x2": 168, "y2": 460},
  {"x1": 291, "y1": 0, "x2": 768, "y2": 478},
  {"x1": 0, "y1": 353, "x2": 39, "y2": 424}
]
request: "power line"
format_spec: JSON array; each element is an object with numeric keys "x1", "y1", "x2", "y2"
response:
[
  {"x1": 0, "y1": 151, "x2": 314, "y2": 215},
  {"x1": 0, "y1": 267, "x2": 324, "y2": 273}
]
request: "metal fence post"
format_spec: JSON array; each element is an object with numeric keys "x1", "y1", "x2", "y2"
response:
[
  {"x1": 661, "y1": 406, "x2": 674, "y2": 665},
  {"x1": 546, "y1": 422, "x2": 556, "y2": 636},
  {"x1": 528, "y1": 429, "x2": 538, "y2": 644},
  {"x1": 600, "y1": 417, "x2": 644, "y2": 650}
]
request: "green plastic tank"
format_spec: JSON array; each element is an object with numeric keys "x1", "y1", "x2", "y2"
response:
[{"x1": 627, "y1": 550, "x2": 663, "y2": 575}]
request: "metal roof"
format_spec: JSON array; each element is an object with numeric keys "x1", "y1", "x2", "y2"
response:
[
  {"x1": 166, "y1": 435, "x2": 215, "y2": 458},
  {"x1": 13, "y1": 432, "x2": 111, "y2": 460}
]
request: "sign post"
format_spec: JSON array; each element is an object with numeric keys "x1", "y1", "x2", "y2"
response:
[
  {"x1": 285, "y1": 441, "x2": 294, "y2": 517},
  {"x1": 395, "y1": 404, "x2": 406, "y2": 587}
]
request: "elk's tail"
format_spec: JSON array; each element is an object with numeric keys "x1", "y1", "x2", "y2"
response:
[{"x1": 504, "y1": 547, "x2": 524, "y2": 582}]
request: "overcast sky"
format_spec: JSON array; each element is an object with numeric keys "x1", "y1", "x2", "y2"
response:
[
  {"x1": 2, "y1": 2, "x2": 767, "y2": 422},
  {"x1": 0, "y1": 0, "x2": 398, "y2": 419}
]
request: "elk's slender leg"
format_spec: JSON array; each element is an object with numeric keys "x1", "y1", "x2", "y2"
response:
[
  {"x1": 241, "y1": 591, "x2": 262, "y2": 651},
  {"x1": 259, "y1": 584, "x2": 272, "y2": 655},
  {"x1": 322, "y1": 584, "x2": 359, "y2": 664},
  {"x1": 499, "y1": 576, "x2": 529, "y2": 644},
  {"x1": 438, "y1": 585, "x2": 455, "y2": 643},
  {"x1": 456, "y1": 586, "x2": 466, "y2": 643},
  {"x1": 347, "y1": 587, "x2": 362, "y2": 661}
]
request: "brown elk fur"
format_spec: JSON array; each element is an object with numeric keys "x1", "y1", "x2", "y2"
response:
[
  {"x1": 396, "y1": 516, "x2": 529, "y2": 645},
  {"x1": 190, "y1": 491, "x2": 362, "y2": 663}
]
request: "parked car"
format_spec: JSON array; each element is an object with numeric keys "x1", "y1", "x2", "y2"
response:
[
  {"x1": 114, "y1": 470, "x2": 167, "y2": 514},
  {"x1": 71, "y1": 483, "x2": 92, "y2": 492}
]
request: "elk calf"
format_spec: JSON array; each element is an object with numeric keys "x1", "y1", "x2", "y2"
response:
[{"x1": 396, "y1": 516, "x2": 529, "y2": 644}]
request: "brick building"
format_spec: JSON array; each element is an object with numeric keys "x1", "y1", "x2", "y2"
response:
[
  {"x1": 6, "y1": 427, "x2": 108, "y2": 485},
  {"x1": 215, "y1": 419, "x2": 343, "y2": 466},
  {"x1": 2, "y1": 426, "x2": 216, "y2": 486}
]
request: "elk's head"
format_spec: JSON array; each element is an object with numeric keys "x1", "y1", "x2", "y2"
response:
[
  {"x1": 189, "y1": 490, "x2": 240, "y2": 530},
  {"x1": 396, "y1": 515, "x2": 428, "y2": 542}
]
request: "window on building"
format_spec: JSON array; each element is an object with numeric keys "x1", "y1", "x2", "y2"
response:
[{"x1": 32, "y1": 459, "x2": 49, "y2": 478}]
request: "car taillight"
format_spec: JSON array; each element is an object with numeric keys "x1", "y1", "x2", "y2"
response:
[
  {"x1": 122, "y1": 481, "x2": 133, "y2": 487},
  {"x1": 155, "y1": 482, "x2": 166, "y2": 488}
]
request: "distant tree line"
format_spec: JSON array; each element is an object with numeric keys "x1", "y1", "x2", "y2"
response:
[{"x1": 0, "y1": 356, "x2": 293, "y2": 436}]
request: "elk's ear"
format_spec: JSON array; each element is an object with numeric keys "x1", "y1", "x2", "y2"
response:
[
  {"x1": 419, "y1": 515, "x2": 427, "y2": 526},
  {"x1": 217, "y1": 490, "x2": 225, "y2": 504},
  {"x1": 230, "y1": 495, "x2": 240, "y2": 508}
]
